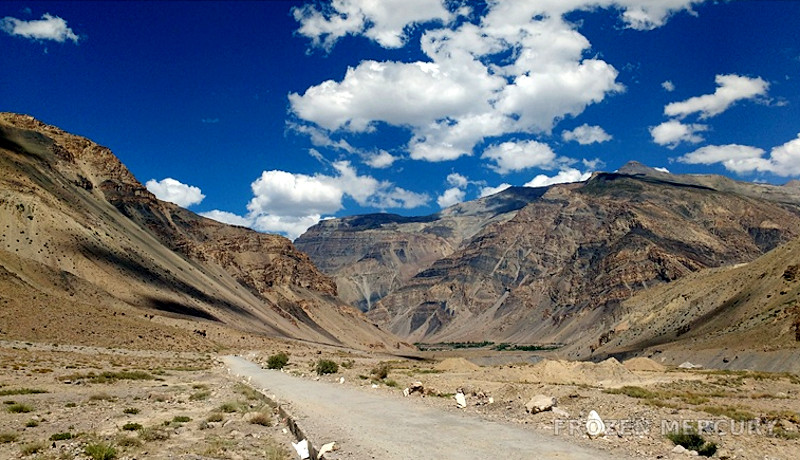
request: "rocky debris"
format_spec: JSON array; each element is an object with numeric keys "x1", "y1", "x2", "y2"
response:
[
  {"x1": 677, "y1": 361, "x2": 703, "y2": 369},
  {"x1": 525, "y1": 395, "x2": 557, "y2": 414},
  {"x1": 403, "y1": 381, "x2": 425, "y2": 397},
  {"x1": 623, "y1": 357, "x2": 666, "y2": 372}
]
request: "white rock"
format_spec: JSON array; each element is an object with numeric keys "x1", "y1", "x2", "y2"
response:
[
  {"x1": 672, "y1": 444, "x2": 687, "y2": 454},
  {"x1": 586, "y1": 410, "x2": 606, "y2": 438},
  {"x1": 455, "y1": 392, "x2": 467, "y2": 408},
  {"x1": 525, "y1": 395, "x2": 557, "y2": 414},
  {"x1": 292, "y1": 439, "x2": 310, "y2": 459}
]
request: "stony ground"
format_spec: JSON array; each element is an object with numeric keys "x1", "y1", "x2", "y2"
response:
[
  {"x1": 1, "y1": 340, "x2": 799, "y2": 459},
  {"x1": 245, "y1": 347, "x2": 800, "y2": 460},
  {"x1": 0, "y1": 343, "x2": 294, "y2": 460}
]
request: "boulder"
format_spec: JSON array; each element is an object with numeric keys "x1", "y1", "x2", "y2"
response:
[{"x1": 525, "y1": 395, "x2": 557, "y2": 414}]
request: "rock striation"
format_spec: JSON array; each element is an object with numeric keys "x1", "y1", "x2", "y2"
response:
[
  {"x1": 0, "y1": 113, "x2": 402, "y2": 350},
  {"x1": 298, "y1": 159, "x2": 800, "y2": 348}
]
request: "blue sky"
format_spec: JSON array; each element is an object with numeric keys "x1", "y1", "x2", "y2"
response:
[{"x1": 2, "y1": 1, "x2": 800, "y2": 239}]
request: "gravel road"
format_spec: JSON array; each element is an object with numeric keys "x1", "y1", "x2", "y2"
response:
[{"x1": 224, "y1": 355, "x2": 625, "y2": 460}]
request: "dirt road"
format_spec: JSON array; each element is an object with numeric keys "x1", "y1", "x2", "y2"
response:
[{"x1": 224, "y1": 355, "x2": 625, "y2": 460}]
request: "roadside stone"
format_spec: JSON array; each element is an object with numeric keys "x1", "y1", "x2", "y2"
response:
[
  {"x1": 525, "y1": 394, "x2": 557, "y2": 414},
  {"x1": 672, "y1": 444, "x2": 687, "y2": 454}
]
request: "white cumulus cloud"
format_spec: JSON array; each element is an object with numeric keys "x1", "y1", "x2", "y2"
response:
[
  {"x1": 479, "y1": 183, "x2": 512, "y2": 198},
  {"x1": 561, "y1": 124, "x2": 612, "y2": 145},
  {"x1": 291, "y1": 2, "x2": 678, "y2": 163},
  {"x1": 203, "y1": 161, "x2": 428, "y2": 240},
  {"x1": 664, "y1": 74, "x2": 769, "y2": 119},
  {"x1": 524, "y1": 168, "x2": 592, "y2": 188},
  {"x1": 649, "y1": 120, "x2": 708, "y2": 148},
  {"x1": 436, "y1": 187, "x2": 466, "y2": 208},
  {"x1": 661, "y1": 80, "x2": 675, "y2": 92},
  {"x1": 293, "y1": 0, "x2": 454, "y2": 50},
  {"x1": 145, "y1": 178, "x2": 205, "y2": 208},
  {"x1": 676, "y1": 134, "x2": 800, "y2": 177},
  {"x1": 199, "y1": 210, "x2": 252, "y2": 228},
  {"x1": 481, "y1": 140, "x2": 557, "y2": 175},
  {"x1": 364, "y1": 150, "x2": 397, "y2": 168},
  {"x1": 1, "y1": 13, "x2": 79, "y2": 43}
]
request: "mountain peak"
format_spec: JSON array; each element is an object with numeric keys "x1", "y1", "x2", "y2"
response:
[{"x1": 616, "y1": 161, "x2": 668, "y2": 177}]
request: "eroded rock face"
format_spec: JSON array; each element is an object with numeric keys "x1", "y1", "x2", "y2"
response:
[
  {"x1": 371, "y1": 173, "x2": 800, "y2": 342},
  {"x1": 0, "y1": 113, "x2": 400, "y2": 349},
  {"x1": 295, "y1": 187, "x2": 549, "y2": 310},
  {"x1": 297, "y1": 157, "x2": 800, "y2": 344}
]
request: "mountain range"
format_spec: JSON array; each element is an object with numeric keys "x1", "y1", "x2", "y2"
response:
[
  {"x1": 296, "y1": 160, "x2": 800, "y2": 368},
  {"x1": 3, "y1": 113, "x2": 799, "y2": 371}
]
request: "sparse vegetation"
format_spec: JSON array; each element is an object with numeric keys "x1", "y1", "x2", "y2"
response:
[
  {"x1": 138, "y1": 427, "x2": 170, "y2": 442},
  {"x1": 0, "y1": 388, "x2": 47, "y2": 396},
  {"x1": 604, "y1": 386, "x2": 658, "y2": 399},
  {"x1": 20, "y1": 441, "x2": 46, "y2": 456},
  {"x1": 25, "y1": 419, "x2": 39, "y2": 427},
  {"x1": 266, "y1": 352, "x2": 289, "y2": 370},
  {"x1": 172, "y1": 415, "x2": 191, "y2": 423},
  {"x1": 700, "y1": 405, "x2": 755, "y2": 421},
  {"x1": 60, "y1": 370, "x2": 154, "y2": 384},
  {"x1": 249, "y1": 412, "x2": 272, "y2": 426},
  {"x1": 84, "y1": 442, "x2": 117, "y2": 460},
  {"x1": 206, "y1": 413, "x2": 224, "y2": 423},
  {"x1": 666, "y1": 430, "x2": 717, "y2": 457},
  {"x1": 190, "y1": 390, "x2": 211, "y2": 401},
  {"x1": 7, "y1": 402, "x2": 33, "y2": 413},
  {"x1": 315, "y1": 359, "x2": 338, "y2": 375},
  {"x1": 123, "y1": 407, "x2": 140, "y2": 414},
  {"x1": 0, "y1": 432, "x2": 19, "y2": 443},
  {"x1": 49, "y1": 432, "x2": 73, "y2": 441},
  {"x1": 371, "y1": 362, "x2": 392, "y2": 380},
  {"x1": 217, "y1": 401, "x2": 244, "y2": 413},
  {"x1": 122, "y1": 422, "x2": 143, "y2": 431}
]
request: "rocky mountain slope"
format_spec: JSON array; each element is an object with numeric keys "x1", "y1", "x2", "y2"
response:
[
  {"x1": 298, "y1": 162, "x2": 800, "y2": 350},
  {"x1": 295, "y1": 187, "x2": 546, "y2": 310},
  {"x1": 578, "y1": 234, "x2": 800, "y2": 372},
  {"x1": 0, "y1": 113, "x2": 403, "y2": 350}
]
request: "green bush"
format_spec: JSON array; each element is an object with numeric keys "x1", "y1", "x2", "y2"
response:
[
  {"x1": 84, "y1": 442, "x2": 117, "y2": 460},
  {"x1": 7, "y1": 403, "x2": 33, "y2": 413},
  {"x1": 123, "y1": 407, "x2": 139, "y2": 415},
  {"x1": 49, "y1": 432, "x2": 73, "y2": 441},
  {"x1": 666, "y1": 430, "x2": 717, "y2": 457},
  {"x1": 172, "y1": 415, "x2": 191, "y2": 423},
  {"x1": 122, "y1": 423, "x2": 142, "y2": 431},
  {"x1": 315, "y1": 359, "x2": 338, "y2": 375},
  {"x1": 267, "y1": 352, "x2": 289, "y2": 370}
]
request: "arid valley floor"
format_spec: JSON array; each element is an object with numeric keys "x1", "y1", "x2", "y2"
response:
[{"x1": 1, "y1": 338, "x2": 799, "y2": 459}]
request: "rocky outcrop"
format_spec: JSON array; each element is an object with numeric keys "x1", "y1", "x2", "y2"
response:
[
  {"x1": 295, "y1": 186, "x2": 548, "y2": 310},
  {"x1": 368, "y1": 172, "x2": 800, "y2": 342},
  {"x1": 0, "y1": 113, "x2": 402, "y2": 349}
]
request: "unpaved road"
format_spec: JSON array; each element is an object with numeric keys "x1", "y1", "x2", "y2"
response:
[{"x1": 224, "y1": 356, "x2": 626, "y2": 460}]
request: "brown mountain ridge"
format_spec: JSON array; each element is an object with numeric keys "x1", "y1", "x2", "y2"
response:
[
  {"x1": 297, "y1": 161, "x2": 800, "y2": 369},
  {"x1": 0, "y1": 113, "x2": 404, "y2": 351}
]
